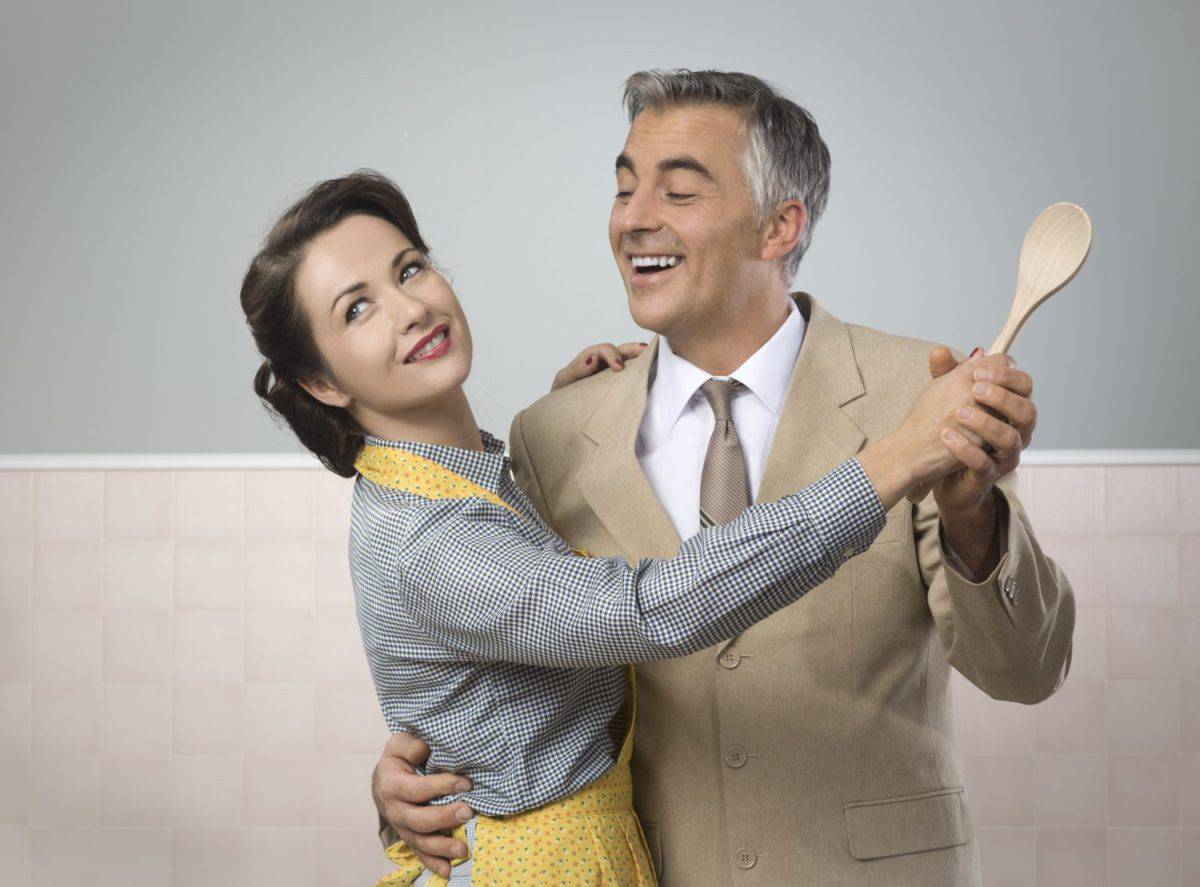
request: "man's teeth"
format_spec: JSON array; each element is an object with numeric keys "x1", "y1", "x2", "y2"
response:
[
  {"x1": 409, "y1": 330, "x2": 447, "y2": 361},
  {"x1": 631, "y1": 256, "x2": 681, "y2": 269}
]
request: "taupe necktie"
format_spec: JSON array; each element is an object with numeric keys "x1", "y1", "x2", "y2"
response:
[{"x1": 699, "y1": 378, "x2": 751, "y2": 528}]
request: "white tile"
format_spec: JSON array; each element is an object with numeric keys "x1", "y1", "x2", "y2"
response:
[
  {"x1": 245, "y1": 611, "x2": 313, "y2": 681},
  {"x1": 1106, "y1": 465, "x2": 1178, "y2": 533},
  {"x1": 1106, "y1": 535, "x2": 1179, "y2": 608},
  {"x1": 1183, "y1": 754, "x2": 1200, "y2": 827},
  {"x1": 31, "y1": 827, "x2": 99, "y2": 883},
  {"x1": 1182, "y1": 534, "x2": 1200, "y2": 609},
  {"x1": 1034, "y1": 754, "x2": 1108, "y2": 827},
  {"x1": 101, "y1": 756, "x2": 170, "y2": 826},
  {"x1": 171, "y1": 829, "x2": 239, "y2": 887},
  {"x1": 0, "y1": 827, "x2": 30, "y2": 885},
  {"x1": 976, "y1": 827, "x2": 1036, "y2": 887},
  {"x1": 174, "y1": 684, "x2": 243, "y2": 755},
  {"x1": 0, "y1": 756, "x2": 28, "y2": 826},
  {"x1": 244, "y1": 682, "x2": 314, "y2": 755},
  {"x1": 101, "y1": 683, "x2": 171, "y2": 755},
  {"x1": 314, "y1": 473, "x2": 355, "y2": 541},
  {"x1": 33, "y1": 540, "x2": 101, "y2": 610},
  {"x1": 102, "y1": 611, "x2": 172, "y2": 682},
  {"x1": 315, "y1": 682, "x2": 389, "y2": 754},
  {"x1": 0, "y1": 472, "x2": 33, "y2": 539},
  {"x1": 103, "y1": 540, "x2": 173, "y2": 610},
  {"x1": 175, "y1": 471, "x2": 244, "y2": 540},
  {"x1": 0, "y1": 684, "x2": 31, "y2": 754},
  {"x1": 1108, "y1": 827, "x2": 1180, "y2": 887},
  {"x1": 1181, "y1": 467, "x2": 1200, "y2": 533},
  {"x1": 32, "y1": 611, "x2": 100, "y2": 684},
  {"x1": 99, "y1": 827, "x2": 172, "y2": 887},
  {"x1": 238, "y1": 827, "x2": 315, "y2": 886},
  {"x1": 313, "y1": 754, "x2": 378, "y2": 829},
  {"x1": 1039, "y1": 534, "x2": 1105, "y2": 609},
  {"x1": 35, "y1": 472, "x2": 103, "y2": 541},
  {"x1": 1110, "y1": 754, "x2": 1179, "y2": 825},
  {"x1": 105, "y1": 472, "x2": 172, "y2": 541},
  {"x1": 0, "y1": 540, "x2": 33, "y2": 610},
  {"x1": 174, "y1": 611, "x2": 242, "y2": 683},
  {"x1": 1036, "y1": 828, "x2": 1107, "y2": 887},
  {"x1": 174, "y1": 538, "x2": 243, "y2": 609},
  {"x1": 29, "y1": 755, "x2": 100, "y2": 827},
  {"x1": 1069, "y1": 608, "x2": 1107, "y2": 680},
  {"x1": 1036, "y1": 679, "x2": 1106, "y2": 753},
  {"x1": 1108, "y1": 608, "x2": 1180, "y2": 680},
  {"x1": 32, "y1": 683, "x2": 99, "y2": 754},
  {"x1": 245, "y1": 471, "x2": 315, "y2": 539},
  {"x1": 315, "y1": 828, "x2": 393, "y2": 883},
  {"x1": 1108, "y1": 681, "x2": 1181, "y2": 753},
  {"x1": 315, "y1": 540, "x2": 355, "y2": 611},
  {"x1": 0, "y1": 613, "x2": 31, "y2": 681},
  {"x1": 316, "y1": 610, "x2": 371, "y2": 683},
  {"x1": 1030, "y1": 467, "x2": 1104, "y2": 535},
  {"x1": 170, "y1": 755, "x2": 241, "y2": 829},
  {"x1": 245, "y1": 538, "x2": 315, "y2": 611},
  {"x1": 242, "y1": 756, "x2": 314, "y2": 826}
]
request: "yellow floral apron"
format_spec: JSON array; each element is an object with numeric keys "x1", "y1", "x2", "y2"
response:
[{"x1": 356, "y1": 443, "x2": 656, "y2": 886}]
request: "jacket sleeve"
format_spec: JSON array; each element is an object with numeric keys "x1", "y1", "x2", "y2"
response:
[
  {"x1": 918, "y1": 469, "x2": 1076, "y2": 703},
  {"x1": 508, "y1": 408, "x2": 550, "y2": 516}
]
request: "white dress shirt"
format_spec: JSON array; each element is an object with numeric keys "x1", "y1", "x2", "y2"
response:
[
  {"x1": 637, "y1": 299, "x2": 805, "y2": 541},
  {"x1": 635, "y1": 298, "x2": 1003, "y2": 580}
]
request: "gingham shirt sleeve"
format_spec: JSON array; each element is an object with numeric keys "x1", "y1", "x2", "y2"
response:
[{"x1": 389, "y1": 457, "x2": 886, "y2": 668}]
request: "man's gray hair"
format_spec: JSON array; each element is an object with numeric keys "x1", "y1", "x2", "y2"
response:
[{"x1": 622, "y1": 69, "x2": 830, "y2": 282}]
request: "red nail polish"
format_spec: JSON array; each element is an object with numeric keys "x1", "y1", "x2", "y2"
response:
[
  {"x1": 585, "y1": 356, "x2": 593, "y2": 365},
  {"x1": 969, "y1": 347, "x2": 983, "y2": 358}
]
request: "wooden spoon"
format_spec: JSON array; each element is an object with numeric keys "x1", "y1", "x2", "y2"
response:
[{"x1": 908, "y1": 201, "x2": 1093, "y2": 504}]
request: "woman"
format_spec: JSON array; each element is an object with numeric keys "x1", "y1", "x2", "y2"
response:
[{"x1": 239, "y1": 170, "x2": 989, "y2": 885}]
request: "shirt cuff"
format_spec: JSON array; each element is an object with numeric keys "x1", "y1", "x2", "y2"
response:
[{"x1": 803, "y1": 457, "x2": 888, "y2": 563}]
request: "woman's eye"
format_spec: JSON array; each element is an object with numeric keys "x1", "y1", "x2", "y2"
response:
[
  {"x1": 345, "y1": 297, "x2": 368, "y2": 323},
  {"x1": 399, "y1": 260, "x2": 423, "y2": 283}
]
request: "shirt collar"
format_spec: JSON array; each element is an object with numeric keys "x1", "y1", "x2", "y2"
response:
[
  {"x1": 361, "y1": 428, "x2": 509, "y2": 493},
  {"x1": 648, "y1": 297, "x2": 806, "y2": 436}
]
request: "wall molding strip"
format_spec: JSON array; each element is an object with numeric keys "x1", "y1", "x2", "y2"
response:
[{"x1": 0, "y1": 449, "x2": 1197, "y2": 471}]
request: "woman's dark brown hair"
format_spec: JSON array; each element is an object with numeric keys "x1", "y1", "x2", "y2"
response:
[{"x1": 240, "y1": 169, "x2": 430, "y2": 477}]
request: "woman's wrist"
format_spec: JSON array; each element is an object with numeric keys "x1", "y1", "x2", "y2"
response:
[{"x1": 856, "y1": 436, "x2": 917, "y2": 511}]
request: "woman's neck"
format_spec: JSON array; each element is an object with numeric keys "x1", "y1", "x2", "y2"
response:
[{"x1": 357, "y1": 386, "x2": 484, "y2": 451}]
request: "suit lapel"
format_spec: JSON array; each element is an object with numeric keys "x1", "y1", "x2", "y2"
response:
[
  {"x1": 576, "y1": 337, "x2": 683, "y2": 559},
  {"x1": 757, "y1": 293, "x2": 869, "y2": 503}
]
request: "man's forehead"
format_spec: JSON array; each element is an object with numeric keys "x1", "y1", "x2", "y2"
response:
[{"x1": 620, "y1": 104, "x2": 743, "y2": 165}]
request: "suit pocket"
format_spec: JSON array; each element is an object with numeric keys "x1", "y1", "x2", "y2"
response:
[
  {"x1": 641, "y1": 822, "x2": 663, "y2": 882},
  {"x1": 844, "y1": 786, "x2": 973, "y2": 860}
]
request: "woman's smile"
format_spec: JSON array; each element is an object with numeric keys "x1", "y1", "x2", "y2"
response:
[{"x1": 404, "y1": 324, "x2": 452, "y2": 364}]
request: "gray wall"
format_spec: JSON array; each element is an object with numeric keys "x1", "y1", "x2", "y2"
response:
[{"x1": 1, "y1": 0, "x2": 1195, "y2": 454}]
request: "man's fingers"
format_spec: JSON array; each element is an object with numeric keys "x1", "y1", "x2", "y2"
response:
[
  {"x1": 395, "y1": 829, "x2": 460, "y2": 879},
  {"x1": 387, "y1": 769, "x2": 470, "y2": 805},
  {"x1": 384, "y1": 731, "x2": 431, "y2": 766},
  {"x1": 971, "y1": 380, "x2": 1037, "y2": 429},
  {"x1": 941, "y1": 426, "x2": 998, "y2": 478},
  {"x1": 955, "y1": 404, "x2": 1023, "y2": 462},
  {"x1": 389, "y1": 799, "x2": 475, "y2": 835}
]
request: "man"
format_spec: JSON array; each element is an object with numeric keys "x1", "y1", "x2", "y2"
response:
[{"x1": 373, "y1": 70, "x2": 1073, "y2": 885}]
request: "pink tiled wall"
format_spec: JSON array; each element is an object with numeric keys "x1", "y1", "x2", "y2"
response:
[{"x1": 0, "y1": 463, "x2": 1197, "y2": 885}]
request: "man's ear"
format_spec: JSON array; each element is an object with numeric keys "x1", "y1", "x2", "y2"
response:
[
  {"x1": 298, "y1": 374, "x2": 352, "y2": 409},
  {"x1": 760, "y1": 198, "x2": 807, "y2": 264}
]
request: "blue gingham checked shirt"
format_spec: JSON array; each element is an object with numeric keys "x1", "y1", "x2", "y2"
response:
[{"x1": 349, "y1": 429, "x2": 886, "y2": 815}]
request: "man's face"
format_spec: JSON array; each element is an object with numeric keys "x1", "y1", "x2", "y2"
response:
[{"x1": 609, "y1": 103, "x2": 765, "y2": 340}]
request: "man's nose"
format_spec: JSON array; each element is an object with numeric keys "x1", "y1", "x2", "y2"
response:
[{"x1": 618, "y1": 186, "x2": 661, "y2": 235}]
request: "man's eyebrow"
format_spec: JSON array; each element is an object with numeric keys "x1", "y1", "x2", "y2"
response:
[
  {"x1": 615, "y1": 153, "x2": 635, "y2": 174},
  {"x1": 330, "y1": 248, "x2": 420, "y2": 315},
  {"x1": 658, "y1": 155, "x2": 714, "y2": 181}
]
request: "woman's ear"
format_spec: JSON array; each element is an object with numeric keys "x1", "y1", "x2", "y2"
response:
[
  {"x1": 760, "y1": 198, "x2": 807, "y2": 263},
  {"x1": 298, "y1": 374, "x2": 352, "y2": 409}
]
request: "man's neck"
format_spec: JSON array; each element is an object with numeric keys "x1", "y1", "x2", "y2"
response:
[{"x1": 665, "y1": 292, "x2": 793, "y2": 376}]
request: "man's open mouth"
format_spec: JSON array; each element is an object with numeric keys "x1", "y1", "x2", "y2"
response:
[{"x1": 630, "y1": 255, "x2": 684, "y2": 277}]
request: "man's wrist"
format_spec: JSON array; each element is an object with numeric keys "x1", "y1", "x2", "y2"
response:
[{"x1": 939, "y1": 488, "x2": 1001, "y2": 577}]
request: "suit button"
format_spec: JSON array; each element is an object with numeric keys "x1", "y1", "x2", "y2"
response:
[
  {"x1": 719, "y1": 649, "x2": 741, "y2": 669},
  {"x1": 1003, "y1": 575, "x2": 1019, "y2": 604},
  {"x1": 724, "y1": 746, "x2": 748, "y2": 768},
  {"x1": 734, "y1": 847, "x2": 757, "y2": 869}
]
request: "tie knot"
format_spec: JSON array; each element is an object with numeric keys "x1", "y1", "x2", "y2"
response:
[{"x1": 700, "y1": 378, "x2": 742, "y2": 423}]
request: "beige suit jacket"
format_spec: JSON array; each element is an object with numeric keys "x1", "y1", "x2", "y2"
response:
[{"x1": 508, "y1": 292, "x2": 1075, "y2": 886}]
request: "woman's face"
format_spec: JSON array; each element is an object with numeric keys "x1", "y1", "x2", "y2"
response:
[{"x1": 294, "y1": 214, "x2": 472, "y2": 433}]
